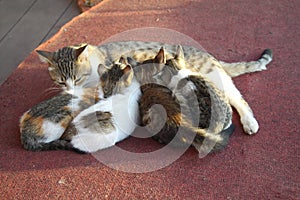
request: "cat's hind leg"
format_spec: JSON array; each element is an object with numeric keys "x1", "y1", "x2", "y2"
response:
[
  {"x1": 70, "y1": 105, "x2": 117, "y2": 153},
  {"x1": 219, "y1": 49, "x2": 273, "y2": 77}
]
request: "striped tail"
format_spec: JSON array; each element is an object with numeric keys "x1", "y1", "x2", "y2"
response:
[
  {"x1": 22, "y1": 139, "x2": 74, "y2": 151},
  {"x1": 219, "y1": 49, "x2": 273, "y2": 77},
  {"x1": 192, "y1": 123, "x2": 235, "y2": 153}
]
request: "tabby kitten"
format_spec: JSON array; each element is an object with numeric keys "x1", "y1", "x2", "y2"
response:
[
  {"x1": 69, "y1": 57, "x2": 141, "y2": 153},
  {"x1": 137, "y1": 47, "x2": 233, "y2": 153},
  {"x1": 20, "y1": 87, "x2": 99, "y2": 151}
]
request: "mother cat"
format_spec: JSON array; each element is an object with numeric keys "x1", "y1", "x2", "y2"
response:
[{"x1": 36, "y1": 41, "x2": 272, "y2": 135}]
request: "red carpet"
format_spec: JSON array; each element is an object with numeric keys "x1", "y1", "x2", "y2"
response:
[{"x1": 0, "y1": 0, "x2": 299, "y2": 199}]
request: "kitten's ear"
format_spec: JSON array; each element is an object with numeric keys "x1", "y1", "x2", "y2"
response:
[
  {"x1": 122, "y1": 65, "x2": 134, "y2": 86},
  {"x1": 118, "y1": 56, "x2": 128, "y2": 65},
  {"x1": 75, "y1": 44, "x2": 88, "y2": 59},
  {"x1": 97, "y1": 64, "x2": 105, "y2": 76},
  {"x1": 36, "y1": 50, "x2": 54, "y2": 64},
  {"x1": 154, "y1": 47, "x2": 165, "y2": 64},
  {"x1": 126, "y1": 57, "x2": 138, "y2": 67}
]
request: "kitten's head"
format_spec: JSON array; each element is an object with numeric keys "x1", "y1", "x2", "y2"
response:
[
  {"x1": 98, "y1": 57, "x2": 134, "y2": 98},
  {"x1": 166, "y1": 45, "x2": 186, "y2": 70},
  {"x1": 36, "y1": 44, "x2": 91, "y2": 91},
  {"x1": 128, "y1": 46, "x2": 186, "y2": 85}
]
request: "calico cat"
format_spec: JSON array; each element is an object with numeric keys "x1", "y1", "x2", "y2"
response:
[
  {"x1": 69, "y1": 57, "x2": 141, "y2": 153},
  {"x1": 137, "y1": 47, "x2": 234, "y2": 153},
  {"x1": 20, "y1": 87, "x2": 99, "y2": 151},
  {"x1": 20, "y1": 43, "x2": 105, "y2": 151}
]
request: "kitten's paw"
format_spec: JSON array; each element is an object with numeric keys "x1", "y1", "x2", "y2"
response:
[{"x1": 241, "y1": 116, "x2": 259, "y2": 135}]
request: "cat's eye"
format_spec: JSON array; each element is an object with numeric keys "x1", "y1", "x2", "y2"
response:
[
  {"x1": 75, "y1": 77, "x2": 82, "y2": 84},
  {"x1": 57, "y1": 82, "x2": 66, "y2": 86}
]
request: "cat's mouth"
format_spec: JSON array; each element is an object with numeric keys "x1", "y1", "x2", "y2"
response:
[{"x1": 65, "y1": 86, "x2": 82, "y2": 96}]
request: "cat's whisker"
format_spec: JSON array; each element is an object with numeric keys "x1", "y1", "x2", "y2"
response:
[{"x1": 41, "y1": 86, "x2": 62, "y2": 98}]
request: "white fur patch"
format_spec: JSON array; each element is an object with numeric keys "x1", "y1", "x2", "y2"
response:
[
  {"x1": 42, "y1": 120, "x2": 65, "y2": 143},
  {"x1": 70, "y1": 78, "x2": 141, "y2": 153},
  {"x1": 71, "y1": 132, "x2": 117, "y2": 153}
]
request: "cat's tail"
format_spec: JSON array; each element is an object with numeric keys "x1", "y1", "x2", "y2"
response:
[
  {"x1": 192, "y1": 123, "x2": 235, "y2": 153},
  {"x1": 22, "y1": 138, "x2": 76, "y2": 152},
  {"x1": 219, "y1": 49, "x2": 273, "y2": 77}
]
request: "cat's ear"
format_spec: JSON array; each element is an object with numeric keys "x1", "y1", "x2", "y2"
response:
[
  {"x1": 36, "y1": 50, "x2": 54, "y2": 64},
  {"x1": 122, "y1": 64, "x2": 134, "y2": 86},
  {"x1": 75, "y1": 44, "x2": 88, "y2": 59},
  {"x1": 174, "y1": 45, "x2": 185, "y2": 68},
  {"x1": 175, "y1": 45, "x2": 184, "y2": 60},
  {"x1": 154, "y1": 47, "x2": 166, "y2": 64}
]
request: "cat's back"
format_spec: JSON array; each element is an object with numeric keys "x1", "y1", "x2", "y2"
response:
[{"x1": 99, "y1": 41, "x2": 210, "y2": 63}]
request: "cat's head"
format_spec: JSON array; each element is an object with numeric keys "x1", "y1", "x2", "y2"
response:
[
  {"x1": 98, "y1": 57, "x2": 134, "y2": 98},
  {"x1": 36, "y1": 44, "x2": 91, "y2": 91}
]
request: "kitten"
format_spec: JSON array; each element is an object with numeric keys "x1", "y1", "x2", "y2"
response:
[
  {"x1": 137, "y1": 47, "x2": 234, "y2": 153},
  {"x1": 69, "y1": 57, "x2": 141, "y2": 153},
  {"x1": 20, "y1": 88, "x2": 99, "y2": 151}
]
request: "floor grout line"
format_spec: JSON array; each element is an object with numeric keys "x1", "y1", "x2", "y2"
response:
[{"x1": 0, "y1": 0, "x2": 38, "y2": 43}]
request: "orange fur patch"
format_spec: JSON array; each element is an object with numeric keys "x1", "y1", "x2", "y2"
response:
[{"x1": 30, "y1": 116, "x2": 44, "y2": 136}]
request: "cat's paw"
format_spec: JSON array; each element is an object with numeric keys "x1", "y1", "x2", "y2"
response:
[{"x1": 241, "y1": 116, "x2": 259, "y2": 135}]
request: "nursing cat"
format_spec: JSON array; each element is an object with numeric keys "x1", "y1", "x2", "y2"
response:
[
  {"x1": 69, "y1": 57, "x2": 141, "y2": 153},
  {"x1": 21, "y1": 44, "x2": 102, "y2": 151},
  {"x1": 37, "y1": 41, "x2": 272, "y2": 136},
  {"x1": 136, "y1": 47, "x2": 234, "y2": 153},
  {"x1": 98, "y1": 41, "x2": 272, "y2": 135}
]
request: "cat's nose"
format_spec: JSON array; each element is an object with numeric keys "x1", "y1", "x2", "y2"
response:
[
  {"x1": 66, "y1": 84, "x2": 74, "y2": 91},
  {"x1": 65, "y1": 79, "x2": 75, "y2": 90}
]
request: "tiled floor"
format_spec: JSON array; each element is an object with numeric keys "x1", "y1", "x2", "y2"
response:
[{"x1": 0, "y1": 0, "x2": 80, "y2": 85}]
